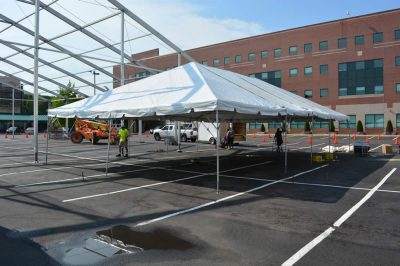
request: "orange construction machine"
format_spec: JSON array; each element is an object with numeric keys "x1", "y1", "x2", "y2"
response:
[{"x1": 70, "y1": 119, "x2": 118, "y2": 144}]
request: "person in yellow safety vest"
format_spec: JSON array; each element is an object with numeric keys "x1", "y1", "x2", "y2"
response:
[{"x1": 116, "y1": 125, "x2": 129, "y2": 157}]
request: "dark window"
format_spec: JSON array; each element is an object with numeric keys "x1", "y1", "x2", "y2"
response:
[
  {"x1": 355, "y1": 35, "x2": 364, "y2": 45},
  {"x1": 289, "y1": 46, "x2": 298, "y2": 55},
  {"x1": 304, "y1": 90, "x2": 313, "y2": 98},
  {"x1": 338, "y1": 37, "x2": 347, "y2": 48},
  {"x1": 356, "y1": 86, "x2": 365, "y2": 95},
  {"x1": 304, "y1": 43, "x2": 312, "y2": 53},
  {"x1": 320, "y1": 64, "x2": 328, "y2": 74},
  {"x1": 248, "y1": 52, "x2": 256, "y2": 61},
  {"x1": 339, "y1": 115, "x2": 356, "y2": 129},
  {"x1": 313, "y1": 121, "x2": 329, "y2": 128},
  {"x1": 290, "y1": 120, "x2": 303, "y2": 129},
  {"x1": 395, "y1": 29, "x2": 400, "y2": 40},
  {"x1": 396, "y1": 56, "x2": 400, "y2": 66},
  {"x1": 397, "y1": 114, "x2": 400, "y2": 128},
  {"x1": 261, "y1": 50, "x2": 268, "y2": 59},
  {"x1": 274, "y1": 48, "x2": 281, "y2": 57},
  {"x1": 235, "y1": 55, "x2": 242, "y2": 63},
  {"x1": 289, "y1": 68, "x2": 298, "y2": 77},
  {"x1": 268, "y1": 121, "x2": 282, "y2": 129},
  {"x1": 319, "y1": 40, "x2": 328, "y2": 51},
  {"x1": 213, "y1": 58, "x2": 220, "y2": 66},
  {"x1": 224, "y1": 57, "x2": 230, "y2": 65},
  {"x1": 355, "y1": 61, "x2": 365, "y2": 70},
  {"x1": 201, "y1": 60, "x2": 208, "y2": 66},
  {"x1": 290, "y1": 90, "x2": 298, "y2": 94},
  {"x1": 397, "y1": 83, "x2": 400, "y2": 93},
  {"x1": 374, "y1": 59, "x2": 383, "y2": 68},
  {"x1": 251, "y1": 70, "x2": 282, "y2": 87},
  {"x1": 249, "y1": 123, "x2": 262, "y2": 129},
  {"x1": 365, "y1": 114, "x2": 384, "y2": 128},
  {"x1": 339, "y1": 87, "x2": 347, "y2": 96},
  {"x1": 304, "y1": 66, "x2": 313, "y2": 75},
  {"x1": 320, "y1": 88, "x2": 328, "y2": 98},
  {"x1": 373, "y1": 32, "x2": 383, "y2": 44},
  {"x1": 249, "y1": 74, "x2": 256, "y2": 78},
  {"x1": 338, "y1": 63, "x2": 347, "y2": 72}
]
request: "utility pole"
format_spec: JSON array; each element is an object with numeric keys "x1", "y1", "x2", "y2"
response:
[{"x1": 90, "y1": 70, "x2": 100, "y2": 95}]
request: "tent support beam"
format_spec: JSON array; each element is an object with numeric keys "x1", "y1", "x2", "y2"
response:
[
  {"x1": 310, "y1": 115, "x2": 314, "y2": 165},
  {"x1": 216, "y1": 110, "x2": 220, "y2": 194},
  {"x1": 33, "y1": 0, "x2": 40, "y2": 163},
  {"x1": 284, "y1": 114, "x2": 288, "y2": 174},
  {"x1": 106, "y1": 119, "x2": 112, "y2": 176}
]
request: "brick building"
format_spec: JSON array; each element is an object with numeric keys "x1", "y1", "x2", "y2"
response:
[{"x1": 114, "y1": 9, "x2": 400, "y2": 134}]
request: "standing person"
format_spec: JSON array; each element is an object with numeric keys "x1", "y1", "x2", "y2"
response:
[
  {"x1": 116, "y1": 125, "x2": 129, "y2": 157},
  {"x1": 228, "y1": 126, "x2": 235, "y2": 149},
  {"x1": 274, "y1": 128, "x2": 283, "y2": 152}
]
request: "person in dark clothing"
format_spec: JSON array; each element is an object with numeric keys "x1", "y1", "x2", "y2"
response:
[{"x1": 274, "y1": 128, "x2": 283, "y2": 152}]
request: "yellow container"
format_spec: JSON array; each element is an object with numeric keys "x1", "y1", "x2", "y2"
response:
[
  {"x1": 324, "y1": 153, "x2": 334, "y2": 160},
  {"x1": 312, "y1": 155, "x2": 323, "y2": 162}
]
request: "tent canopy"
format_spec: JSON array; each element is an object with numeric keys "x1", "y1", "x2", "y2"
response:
[{"x1": 48, "y1": 62, "x2": 348, "y2": 122}]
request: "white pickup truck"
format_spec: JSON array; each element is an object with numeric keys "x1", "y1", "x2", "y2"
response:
[{"x1": 153, "y1": 123, "x2": 198, "y2": 142}]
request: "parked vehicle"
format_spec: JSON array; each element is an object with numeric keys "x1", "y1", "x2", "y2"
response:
[
  {"x1": 153, "y1": 123, "x2": 198, "y2": 142},
  {"x1": 70, "y1": 119, "x2": 118, "y2": 144},
  {"x1": 25, "y1": 127, "x2": 34, "y2": 134},
  {"x1": 6, "y1": 126, "x2": 18, "y2": 133},
  {"x1": 197, "y1": 122, "x2": 246, "y2": 144}
]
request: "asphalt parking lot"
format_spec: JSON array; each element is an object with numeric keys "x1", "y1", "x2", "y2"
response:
[{"x1": 0, "y1": 133, "x2": 399, "y2": 265}]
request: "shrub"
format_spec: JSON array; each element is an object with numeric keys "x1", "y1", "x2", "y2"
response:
[
  {"x1": 260, "y1": 123, "x2": 266, "y2": 133},
  {"x1": 357, "y1": 120, "x2": 364, "y2": 132},
  {"x1": 304, "y1": 121, "x2": 311, "y2": 132},
  {"x1": 386, "y1": 120, "x2": 393, "y2": 133}
]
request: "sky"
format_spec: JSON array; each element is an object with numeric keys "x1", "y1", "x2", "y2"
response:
[{"x1": 0, "y1": 0, "x2": 399, "y2": 96}]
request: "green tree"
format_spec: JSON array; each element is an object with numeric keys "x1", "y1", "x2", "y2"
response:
[
  {"x1": 357, "y1": 120, "x2": 364, "y2": 132},
  {"x1": 329, "y1": 120, "x2": 335, "y2": 132},
  {"x1": 260, "y1": 123, "x2": 266, "y2": 133},
  {"x1": 386, "y1": 120, "x2": 393, "y2": 133},
  {"x1": 304, "y1": 121, "x2": 311, "y2": 132}
]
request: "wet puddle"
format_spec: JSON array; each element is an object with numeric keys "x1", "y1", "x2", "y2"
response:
[
  {"x1": 62, "y1": 225, "x2": 193, "y2": 265},
  {"x1": 96, "y1": 225, "x2": 193, "y2": 251}
]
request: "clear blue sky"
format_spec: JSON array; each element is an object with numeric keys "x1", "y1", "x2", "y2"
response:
[{"x1": 190, "y1": 0, "x2": 399, "y2": 32}]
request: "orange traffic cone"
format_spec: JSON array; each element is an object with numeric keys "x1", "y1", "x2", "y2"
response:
[
  {"x1": 353, "y1": 133, "x2": 357, "y2": 141},
  {"x1": 377, "y1": 133, "x2": 381, "y2": 141},
  {"x1": 365, "y1": 136, "x2": 369, "y2": 143},
  {"x1": 395, "y1": 136, "x2": 399, "y2": 145},
  {"x1": 333, "y1": 135, "x2": 338, "y2": 144},
  {"x1": 252, "y1": 132, "x2": 256, "y2": 138},
  {"x1": 262, "y1": 136, "x2": 266, "y2": 142},
  {"x1": 308, "y1": 135, "x2": 312, "y2": 144}
]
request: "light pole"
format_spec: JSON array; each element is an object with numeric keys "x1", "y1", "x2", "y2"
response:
[{"x1": 90, "y1": 70, "x2": 100, "y2": 95}]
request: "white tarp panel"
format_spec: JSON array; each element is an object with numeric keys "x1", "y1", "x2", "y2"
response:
[{"x1": 48, "y1": 62, "x2": 348, "y2": 121}]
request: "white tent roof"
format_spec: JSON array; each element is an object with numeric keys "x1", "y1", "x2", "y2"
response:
[{"x1": 48, "y1": 62, "x2": 348, "y2": 121}]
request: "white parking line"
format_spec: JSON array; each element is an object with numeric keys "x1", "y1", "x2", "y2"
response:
[
  {"x1": 291, "y1": 143, "x2": 325, "y2": 151},
  {"x1": 0, "y1": 158, "x2": 79, "y2": 168},
  {"x1": 281, "y1": 168, "x2": 397, "y2": 266},
  {"x1": 135, "y1": 164, "x2": 328, "y2": 227},
  {"x1": 62, "y1": 161, "x2": 272, "y2": 202},
  {"x1": 369, "y1": 144, "x2": 383, "y2": 152}
]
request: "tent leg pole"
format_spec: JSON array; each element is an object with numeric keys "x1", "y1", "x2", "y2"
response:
[
  {"x1": 216, "y1": 110, "x2": 220, "y2": 194},
  {"x1": 348, "y1": 120, "x2": 351, "y2": 152},
  {"x1": 284, "y1": 115, "x2": 288, "y2": 174},
  {"x1": 106, "y1": 119, "x2": 112, "y2": 176},
  {"x1": 177, "y1": 121, "x2": 182, "y2": 152},
  {"x1": 45, "y1": 111, "x2": 50, "y2": 165},
  {"x1": 311, "y1": 115, "x2": 314, "y2": 165},
  {"x1": 328, "y1": 118, "x2": 331, "y2": 156}
]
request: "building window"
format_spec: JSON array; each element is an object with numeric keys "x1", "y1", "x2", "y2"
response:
[
  {"x1": 224, "y1": 57, "x2": 231, "y2": 65},
  {"x1": 289, "y1": 46, "x2": 298, "y2": 55},
  {"x1": 374, "y1": 59, "x2": 383, "y2": 68},
  {"x1": 201, "y1": 60, "x2": 208, "y2": 66},
  {"x1": 249, "y1": 123, "x2": 262, "y2": 129},
  {"x1": 249, "y1": 74, "x2": 256, "y2": 78},
  {"x1": 373, "y1": 32, "x2": 383, "y2": 44},
  {"x1": 395, "y1": 29, "x2": 400, "y2": 40},
  {"x1": 355, "y1": 61, "x2": 365, "y2": 70},
  {"x1": 339, "y1": 87, "x2": 348, "y2": 96},
  {"x1": 355, "y1": 35, "x2": 364, "y2": 45},
  {"x1": 251, "y1": 70, "x2": 281, "y2": 87},
  {"x1": 248, "y1": 52, "x2": 256, "y2": 61},
  {"x1": 396, "y1": 56, "x2": 400, "y2": 66},
  {"x1": 356, "y1": 86, "x2": 365, "y2": 95},
  {"x1": 366, "y1": 114, "x2": 384, "y2": 128},
  {"x1": 261, "y1": 50, "x2": 268, "y2": 59},
  {"x1": 338, "y1": 63, "x2": 347, "y2": 72},
  {"x1": 320, "y1": 64, "x2": 328, "y2": 74},
  {"x1": 320, "y1": 88, "x2": 328, "y2": 98},
  {"x1": 235, "y1": 55, "x2": 242, "y2": 63},
  {"x1": 304, "y1": 43, "x2": 312, "y2": 53},
  {"x1": 274, "y1": 48, "x2": 281, "y2": 57},
  {"x1": 338, "y1": 38, "x2": 347, "y2": 48},
  {"x1": 289, "y1": 68, "x2": 298, "y2": 77},
  {"x1": 319, "y1": 40, "x2": 328, "y2": 51},
  {"x1": 397, "y1": 114, "x2": 400, "y2": 129},
  {"x1": 396, "y1": 83, "x2": 400, "y2": 93},
  {"x1": 261, "y1": 72, "x2": 268, "y2": 79},
  {"x1": 313, "y1": 121, "x2": 329, "y2": 128},
  {"x1": 339, "y1": 115, "x2": 356, "y2": 129},
  {"x1": 374, "y1": 85, "x2": 384, "y2": 94},
  {"x1": 290, "y1": 120, "x2": 303, "y2": 129},
  {"x1": 268, "y1": 121, "x2": 282, "y2": 129},
  {"x1": 304, "y1": 66, "x2": 313, "y2": 75},
  {"x1": 304, "y1": 90, "x2": 313, "y2": 98},
  {"x1": 213, "y1": 58, "x2": 220, "y2": 66}
]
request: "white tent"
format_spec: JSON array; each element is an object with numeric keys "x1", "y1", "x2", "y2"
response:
[{"x1": 48, "y1": 62, "x2": 348, "y2": 122}]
